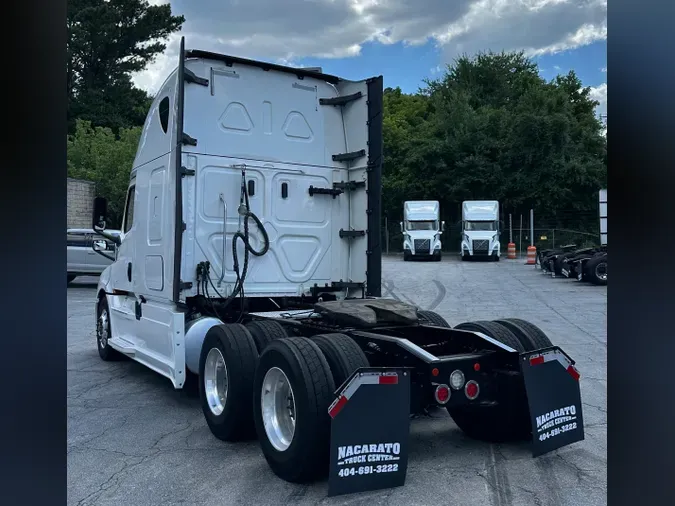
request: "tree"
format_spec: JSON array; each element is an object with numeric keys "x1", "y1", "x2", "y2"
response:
[
  {"x1": 67, "y1": 120, "x2": 142, "y2": 228},
  {"x1": 382, "y1": 51, "x2": 607, "y2": 232},
  {"x1": 67, "y1": 0, "x2": 185, "y2": 132}
]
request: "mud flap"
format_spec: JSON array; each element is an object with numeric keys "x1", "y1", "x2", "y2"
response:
[
  {"x1": 520, "y1": 347, "x2": 585, "y2": 457},
  {"x1": 326, "y1": 368, "x2": 410, "y2": 497}
]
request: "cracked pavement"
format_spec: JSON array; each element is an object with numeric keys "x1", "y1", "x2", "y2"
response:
[{"x1": 68, "y1": 257, "x2": 606, "y2": 506}]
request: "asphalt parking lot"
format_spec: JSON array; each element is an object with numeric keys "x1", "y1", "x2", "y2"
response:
[{"x1": 68, "y1": 256, "x2": 607, "y2": 506}]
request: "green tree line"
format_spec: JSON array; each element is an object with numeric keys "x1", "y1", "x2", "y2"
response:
[{"x1": 68, "y1": 2, "x2": 606, "y2": 232}]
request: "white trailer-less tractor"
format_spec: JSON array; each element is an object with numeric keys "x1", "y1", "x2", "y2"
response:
[
  {"x1": 400, "y1": 200, "x2": 444, "y2": 261},
  {"x1": 461, "y1": 200, "x2": 501, "y2": 261},
  {"x1": 92, "y1": 39, "x2": 585, "y2": 486}
]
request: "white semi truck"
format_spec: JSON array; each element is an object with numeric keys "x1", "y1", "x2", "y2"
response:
[
  {"x1": 90, "y1": 38, "x2": 585, "y2": 486},
  {"x1": 460, "y1": 200, "x2": 501, "y2": 261},
  {"x1": 400, "y1": 200, "x2": 444, "y2": 261}
]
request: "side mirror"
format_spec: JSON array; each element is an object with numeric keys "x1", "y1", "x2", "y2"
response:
[
  {"x1": 400, "y1": 222, "x2": 404, "y2": 233},
  {"x1": 93, "y1": 239, "x2": 107, "y2": 251},
  {"x1": 93, "y1": 197, "x2": 108, "y2": 231}
]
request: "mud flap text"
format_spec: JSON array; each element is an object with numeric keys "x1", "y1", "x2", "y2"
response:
[
  {"x1": 327, "y1": 368, "x2": 410, "y2": 497},
  {"x1": 521, "y1": 348, "x2": 585, "y2": 457}
]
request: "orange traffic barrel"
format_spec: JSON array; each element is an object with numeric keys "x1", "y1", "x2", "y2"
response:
[
  {"x1": 507, "y1": 243, "x2": 516, "y2": 259},
  {"x1": 526, "y1": 245, "x2": 537, "y2": 265}
]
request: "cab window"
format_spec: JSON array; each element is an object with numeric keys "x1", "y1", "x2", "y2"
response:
[{"x1": 123, "y1": 185, "x2": 136, "y2": 234}]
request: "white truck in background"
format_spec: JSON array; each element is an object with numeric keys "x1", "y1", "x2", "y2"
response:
[
  {"x1": 460, "y1": 200, "x2": 501, "y2": 261},
  {"x1": 400, "y1": 200, "x2": 444, "y2": 261}
]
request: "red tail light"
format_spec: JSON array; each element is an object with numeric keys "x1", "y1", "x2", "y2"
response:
[
  {"x1": 465, "y1": 380, "x2": 480, "y2": 400},
  {"x1": 434, "y1": 384, "x2": 451, "y2": 404}
]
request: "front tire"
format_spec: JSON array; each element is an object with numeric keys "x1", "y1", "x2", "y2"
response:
[
  {"x1": 96, "y1": 297, "x2": 122, "y2": 361},
  {"x1": 253, "y1": 337, "x2": 335, "y2": 483},
  {"x1": 199, "y1": 324, "x2": 259, "y2": 442}
]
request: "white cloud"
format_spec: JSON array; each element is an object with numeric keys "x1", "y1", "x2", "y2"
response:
[
  {"x1": 133, "y1": 0, "x2": 608, "y2": 93},
  {"x1": 589, "y1": 82, "x2": 607, "y2": 116},
  {"x1": 600, "y1": 66, "x2": 607, "y2": 72}
]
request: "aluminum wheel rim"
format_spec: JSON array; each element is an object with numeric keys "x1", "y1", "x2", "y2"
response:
[
  {"x1": 97, "y1": 308, "x2": 109, "y2": 349},
  {"x1": 204, "y1": 348, "x2": 229, "y2": 416},
  {"x1": 595, "y1": 262, "x2": 607, "y2": 281},
  {"x1": 261, "y1": 367, "x2": 296, "y2": 452}
]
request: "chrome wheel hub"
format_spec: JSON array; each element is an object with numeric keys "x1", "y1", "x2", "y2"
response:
[
  {"x1": 261, "y1": 367, "x2": 296, "y2": 452},
  {"x1": 204, "y1": 348, "x2": 229, "y2": 416},
  {"x1": 595, "y1": 262, "x2": 607, "y2": 281},
  {"x1": 97, "y1": 308, "x2": 109, "y2": 349}
]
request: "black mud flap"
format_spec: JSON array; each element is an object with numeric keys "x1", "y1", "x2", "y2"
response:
[
  {"x1": 520, "y1": 347, "x2": 585, "y2": 457},
  {"x1": 327, "y1": 368, "x2": 410, "y2": 497}
]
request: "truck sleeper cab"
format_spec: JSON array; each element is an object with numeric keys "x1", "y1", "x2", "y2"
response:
[
  {"x1": 91, "y1": 38, "x2": 585, "y2": 486},
  {"x1": 401, "y1": 200, "x2": 444, "y2": 261}
]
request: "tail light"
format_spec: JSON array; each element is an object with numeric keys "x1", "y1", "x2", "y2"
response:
[
  {"x1": 450, "y1": 370, "x2": 465, "y2": 390},
  {"x1": 465, "y1": 380, "x2": 480, "y2": 400},
  {"x1": 434, "y1": 384, "x2": 451, "y2": 404}
]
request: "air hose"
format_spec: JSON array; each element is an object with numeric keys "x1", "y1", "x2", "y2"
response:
[{"x1": 206, "y1": 166, "x2": 269, "y2": 314}]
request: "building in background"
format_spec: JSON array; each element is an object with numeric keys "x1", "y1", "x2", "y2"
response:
[{"x1": 67, "y1": 178, "x2": 95, "y2": 229}]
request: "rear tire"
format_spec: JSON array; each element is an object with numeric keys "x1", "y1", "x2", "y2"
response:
[
  {"x1": 586, "y1": 255, "x2": 607, "y2": 286},
  {"x1": 449, "y1": 320, "x2": 530, "y2": 443},
  {"x1": 311, "y1": 333, "x2": 369, "y2": 388},
  {"x1": 454, "y1": 320, "x2": 524, "y2": 352},
  {"x1": 253, "y1": 337, "x2": 336, "y2": 483},
  {"x1": 492, "y1": 318, "x2": 553, "y2": 351},
  {"x1": 417, "y1": 310, "x2": 451, "y2": 328},
  {"x1": 246, "y1": 320, "x2": 288, "y2": 353},
  {"x1": 199, "y1": 324, "x2": 259, "y2": 442}
]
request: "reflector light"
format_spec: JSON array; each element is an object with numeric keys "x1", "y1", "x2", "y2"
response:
[
  {"x1": 432, "y1": 368, "x2": 439, "y2": 377},
  {"x1": 465, "y1": 380, "x2": 480, "y2": 400},
  {"x1": 473, "y1": 363, "x2": 480, "y2": 372},
  {"x1": 434, "y1": 384, "x2": 451, "y2": 404},
  {"x1": 450, "y1": 369, "x2": 465, "y2": 390},
  {"x1": 530, "y1": 355, "x2": 545, "y2": 366},
  {"x1": 566, "y1": 365, "x2": 580, "y2": 381}
]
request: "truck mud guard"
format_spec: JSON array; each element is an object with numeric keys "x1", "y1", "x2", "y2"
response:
[
  {"x1": 520, "y1": 347, "x2": 585, "y2": 457},
  {"x1": 327, "y1": 368, "x2": 410, "y2": 497}
]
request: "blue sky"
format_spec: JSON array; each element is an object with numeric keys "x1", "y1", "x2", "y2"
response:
[
  {"x1": 139, "y1": 1, "x2": 607, "y2": 116},
  {"x1": 291, "y1": 39, "x2": 607, "y2": 95}
]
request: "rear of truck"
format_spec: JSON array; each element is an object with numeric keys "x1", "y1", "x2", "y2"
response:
[{"x1": 93, "y1": 38, "x2": 586, "y2": 491}]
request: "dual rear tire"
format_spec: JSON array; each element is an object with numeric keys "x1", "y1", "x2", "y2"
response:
[
  {"x1": 198, "y1": 323, "x2": 369, "y2": 483},
  {"x1": 449, "y1": 319, "x2": 554, "y2": 443}
]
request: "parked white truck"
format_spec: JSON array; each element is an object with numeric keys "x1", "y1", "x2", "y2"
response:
[
  {"x1": 460, "y1": 200, "x2": 501, "y2": 261},
  {"x1": 400, "y1": 200, "x2": 444, "y2": 261},
  {"x1": 90, "y1": 38, "x2": 585, "y2": 487}
]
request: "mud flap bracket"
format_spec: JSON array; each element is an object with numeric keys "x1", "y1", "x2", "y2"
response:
[
  {"x1": 520, "y1": 346, "x2": 585, "y2": 457},
  {"x1": 327, "y1": 367, "x2": 410, "y2": 497}
]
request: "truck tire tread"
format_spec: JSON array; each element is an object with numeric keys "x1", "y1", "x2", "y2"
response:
[
  {"x1": 253, "y1": 337, "x2": 336, "y2": 483},
  {"x1": 246, "y1": 320, "x2": 288, "y2": 353},
  {"x1": 199, "y1": 323, "x2": 259, "y2": 442},
  {"x1": 493, "y1": 319, "x2": 553, "y2": 351},
  {"x1": 454, "y1": 320, "x2": 525, "y2": 352},
  {"x1": 417, "y1": 310, "x2": 451, "y2": 328},
  {"x1": 311, "y1": 333, "x2": 369, "y2": 389}
]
